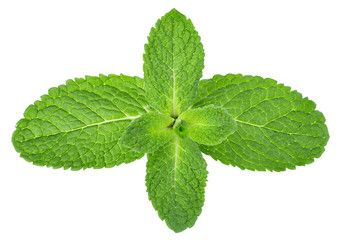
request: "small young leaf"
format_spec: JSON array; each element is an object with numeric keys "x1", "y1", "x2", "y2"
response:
[
  {"x1": 173, "y1": 119, "x2": 189, "y2": 138},
  {"x1": 143, "y1": 9, "x2": 205, "y2": 116},
  {"x1": 194, "y1": 74, "x2": 329, "y2": 171},
  {"x1": 12, "y1": 74, "x2": 149, "y2": 170},
  {"x1": 119, "y1": 113, "x2": 174, "y2": 153},
  {"x1": 146, "y1": 135, "x2": 207, "y2": 233},
  {"x1": 179, "y1": 105, "x2": 237, "y2": 145}
]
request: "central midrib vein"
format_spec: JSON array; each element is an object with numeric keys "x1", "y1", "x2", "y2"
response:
[
  {"x1": 171, "y1": 34, "x2": 177, "y2": 116},
  {"x1": 235, "y1": 119, "x2": 319, "y2": 137},
  {"x1": 23, "y1": 115, "x2": 141, "y2": 142},
  {"x1": 173, "y1": 136, "x2": 179, "y2": 188}
]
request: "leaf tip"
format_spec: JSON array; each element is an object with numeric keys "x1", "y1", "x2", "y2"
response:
[{"x1": 164, "y1": 8, "x2": 186, "y2": 20}]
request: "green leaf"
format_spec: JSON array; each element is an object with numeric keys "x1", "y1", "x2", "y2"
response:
[
  {"x1": 143, "y1": 9, "x2": 205, "y2": 116},
  {"x1": 12, "y1": 74, "x2": 150, "y2": 170},
  {"x1": 146, "y1": 135, "x2": 207, "y2": 233},
  {"x1": 178, "y1": 105, "x2": 237, "y2": 145},
  {"x1": 119, "y1": 113, "x2": 174, "y2": 153},
  {"x1": 173, "y1": 119, "x2": 189, "y2": 138},
  {"x1": 194, "y1": 74, "x2": 329, "y2": 172}
]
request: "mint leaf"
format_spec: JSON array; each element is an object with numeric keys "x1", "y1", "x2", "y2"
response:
[
  {"x1": 179, "y1": 105, "x2": 237, "y2": 145},
  {"x1": 12, "y1": 74, "x2": 149, "y2": 170},
  {"x1": 146, "y1": 135, "x2": 207, "y2": 233},
  {"x1": 173, "y1": 119, "x2": 189, "y2": 138},
  {"x1": 119, "y1": 113, "x2": 174, "y2": 153},
  {"x1": 143, "y1": 9, "x2": 204, "y2": 116},
  {"x1": 194, "y1": 74, "x2": 329, "y2": 171}
]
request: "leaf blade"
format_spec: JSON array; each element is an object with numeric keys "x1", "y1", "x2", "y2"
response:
[
  {"x1": 119, "y1": 113, "x2": 174, "y2": 153},
  {"x1": 146, "y1": 135, "x2": 207, "y2": 232},
  {"x1": 143, "y1": 9, "x2": 204, "y2": 116},
  {"x1": 194, "y1": 74, "x2": 329, "y2": 171},
  {"x1": 179, "y1": 105, "x2": 237, "y2": 145},
  {"x1": 12, "y1": 74, "x2": 149, "y2": 170}
]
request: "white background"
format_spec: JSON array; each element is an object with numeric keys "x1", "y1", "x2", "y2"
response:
[{"x1": 1, "y1": 0, "x2": 341, "y2": 239}]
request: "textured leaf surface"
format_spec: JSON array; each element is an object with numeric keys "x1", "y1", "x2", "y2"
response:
[
  {"x1": 179, "y1": 105, "x2": 237, "y2": 145},
  {"x1": 143, "y1": 9, "x2": 204, "y2": 116},
  {"x1": 120, "y1": 113, "x2": 174, "y2": 153},
  {"x1": 12, "y1": 74, "x2": 149, "y2": 170},
  {"x1": 194, "y1": 74, "x2": 329, "y2": 171},
  {"x1": 146, "y1": 135, "x2": 207, "y2": 232}
]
